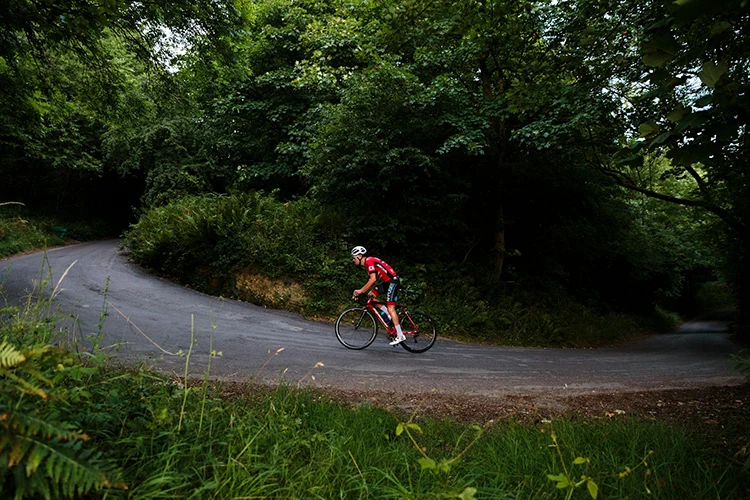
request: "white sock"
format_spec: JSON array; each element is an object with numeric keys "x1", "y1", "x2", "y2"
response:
[{"x1": 396, "y1": 325, "x2": 403, "y2": 338}]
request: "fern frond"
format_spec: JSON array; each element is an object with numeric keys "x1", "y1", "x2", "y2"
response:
[
  {"x1": 2, "y1": 434, "x2": 117, "y2": 498},
  {"x1": 1, "y1": 415, "x2": 125, "y2": 497},
  {"x1": 0, "y1": 370, "x2": 49, "y2": 399},
  {"x1": 0, "y1": 341, "x2": 26, "y2": 368},
  {"x1": 0, "y1": 342, "x2": 54, "y2": 399},
  {"x1": 3, "y1": 410, "x2": 85, "y2": 443},
  {"x1": 17, "y1": 364, "x2": 54, "y2": 388}
]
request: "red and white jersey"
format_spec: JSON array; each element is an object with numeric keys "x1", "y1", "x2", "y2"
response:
[{"x1": 365, "y1": 256, "x2": 398, "y2": 282}]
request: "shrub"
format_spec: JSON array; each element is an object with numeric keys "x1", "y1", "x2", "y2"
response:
[
  {"x1": 651, "y1": 305, "x2": 682, "y2": 333},
  {"x1": 124, "y1": 192, "x2": 358, "y2": 314},
  {"x1": 0, "y1": 208, "x2": 64, "y2": 258}
]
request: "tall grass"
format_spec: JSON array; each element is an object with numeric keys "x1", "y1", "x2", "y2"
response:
[{"x1": 6, "y1": 363, "x2": 748, "y2": 498}]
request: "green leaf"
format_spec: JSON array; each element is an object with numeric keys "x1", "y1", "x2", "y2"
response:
[
  {"x1": 642, "y1": 52, "x2": 673, "y2": 67},
  {"x1": 666, "y1": 104, "x2": 689, "y2": 122},
  {"x1": 710, "y1": 21, "x2": 731, "y2": 36},
  {"x1": 667, "y1": 143, "x2": 713, "y2": 166},
  {"x1": 407, "y1": 423, "x2": 423, "y2": 434},
  {"x1": 674, "y1": 111, "x2": 709, "y2": 132},
  {"x1": 418, "y1": 457, "x2": 436, "y2": 470},
  {"x1": 458, "y1": 487, "x2": 478, "y2": 500},
  {"x1": 395, "y1": 423, "x2": 404, "y2": 436},
  {"x1": 699, "y1": 61, "x2": 728, "y2": 88},
  {"x1": 587, "y1": 479, "x2": 599, "y2": 499},
  {"x1": 695, "y1": 95, "x2": 713, "y2": 107},
  {"x1": 617, "y1": 155, "x2": 644, "y2": 168},
  {"x1": 547, "y1": 473, "x2": 570, "y2": 488},
  {"x1": 642, "y1": 33, "x2": 680, "y2": 67},
  {"x1": 573, "y1": 457, "x2": 589, "y2": 465},
  {"x1": 638, "y1": 122, "x2": 659, "y2": 137},
  {"x1": 651, "y1": 132, "x2": 672, "y2": 146}
]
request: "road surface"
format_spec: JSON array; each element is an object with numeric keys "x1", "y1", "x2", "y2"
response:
[{"x1": 1, "y1": 240, "x2": 744, "y2": 397}]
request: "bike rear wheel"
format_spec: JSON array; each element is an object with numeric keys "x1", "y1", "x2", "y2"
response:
[
  {"x1": 335, "y1": 307, "x2": 378, "y2": 350},
  {"x1": 399, "y1": 310, "x2": 437, "y2": 353}
]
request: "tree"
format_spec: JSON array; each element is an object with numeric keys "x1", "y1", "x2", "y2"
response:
[
  {"x1": 583, "y1": 0, "x2": 749, "y2": 334},
  {"x1": 0, "y1": 0, "x2": 239, "y2": 219},
  {"x1": 306, "y1": 0, "x2": 590, "y2": 270}
]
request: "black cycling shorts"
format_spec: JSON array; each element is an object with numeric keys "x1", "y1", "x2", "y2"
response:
[{"x1": 373, "y1": 277, "x2": 400, "y2": 304}]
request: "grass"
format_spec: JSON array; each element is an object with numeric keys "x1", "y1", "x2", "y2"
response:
[
  {"x1": 7, "y1": 367, "x2": 749, "y2": 499},
  {"x1": 0, "y1": 208, "x2": 64, "y2": 258},
  {"x1": 1, "y1": 277, "x2": 747, "y2": 499}
]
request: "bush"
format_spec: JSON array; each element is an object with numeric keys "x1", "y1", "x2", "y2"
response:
[
  {"x1": 417, "y1": 267, "x2": 642, "y2": 346},
  {"x1": 694, "y1": 281, "x2": 735, "y2": 314},
  {"x1": 0, "y1": 207, "x2": 64, "y2": 258},
  {"x1": 1, "y1": 204, "x2": 118, "y2": 259},
  {"x1": 124, "y1": 192, "x2": 358, "y2": 314},
  {"x1": 651, "y1": 305, "x2": 682, "y2": 333}
]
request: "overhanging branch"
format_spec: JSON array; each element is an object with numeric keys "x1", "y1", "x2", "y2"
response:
[{"x1": 589, "y1": 158, "x2": 744, "y2": 234}]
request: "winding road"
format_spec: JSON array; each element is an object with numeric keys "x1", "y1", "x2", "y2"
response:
[{"x1": 1, "y1": 240, "x2": 744, "y2": 397}]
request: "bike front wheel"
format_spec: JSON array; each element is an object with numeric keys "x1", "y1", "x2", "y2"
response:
[
  {"x1": 335, "y1": 307, "x2": 378, "y2": 350},
  {"x1": 399, "y1": 310, "x2": 437, "y2": 353}
]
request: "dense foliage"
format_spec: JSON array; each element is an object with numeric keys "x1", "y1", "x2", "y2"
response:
[
  {"x1": 2, "y1": 0, "x2": 747, "y2": 336},
  {"x1": 123, "y1": 192, "x2": 357, "y2": 315}
]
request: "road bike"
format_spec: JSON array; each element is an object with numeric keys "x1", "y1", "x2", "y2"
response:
[{"x1": 334, "y1": 292, "x2": 437, "y2": 353}]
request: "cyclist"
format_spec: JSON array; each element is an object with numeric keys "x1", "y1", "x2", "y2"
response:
[{"x1": 351, "y1": 246, "x2": 406, "y2": 345}]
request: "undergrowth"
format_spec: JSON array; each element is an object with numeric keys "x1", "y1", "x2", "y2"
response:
[
  {"x1": 0, "y1": 205, "x2": 64, "y2": 258},
  {"x1": 1, "y1": 203, "x2": 115, "y2": 259}
]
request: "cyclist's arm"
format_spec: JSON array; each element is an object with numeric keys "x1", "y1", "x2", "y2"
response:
[{"x1": 354, "y1": 272, "x2": 377, "y2": 297}]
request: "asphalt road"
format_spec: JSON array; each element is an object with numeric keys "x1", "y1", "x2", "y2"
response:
[{"x1": 1, "y1": 240, "x2": 744, "y2": 397}]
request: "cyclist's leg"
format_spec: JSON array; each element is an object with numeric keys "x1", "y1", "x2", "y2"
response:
[
  {"x1": 385, "y1": 278, "x2": 401, "y2": 326},
  {"x1": 385, "y1": 279, "x2": 405, "y2": 345},
  {"x1": 371, "y1": 283, "x2": 392, "y2": 326}
]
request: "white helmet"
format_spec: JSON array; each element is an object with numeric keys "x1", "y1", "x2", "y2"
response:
[{"x1": 350, "y1": 246, "x2": 367, "y2": 256}]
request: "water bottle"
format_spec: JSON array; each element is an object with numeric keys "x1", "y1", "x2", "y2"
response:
[{"x1": 379, "y1": 309, "x2": 392, "y2": 326}]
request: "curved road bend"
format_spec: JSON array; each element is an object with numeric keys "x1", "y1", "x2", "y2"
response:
[{"x1": 1, "y1": 240, "x2": 744, "y2": 397}]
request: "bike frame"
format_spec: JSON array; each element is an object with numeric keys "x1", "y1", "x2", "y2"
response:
[{"x1": 364, "y1": 296, "x2": 417, "y2": 338}]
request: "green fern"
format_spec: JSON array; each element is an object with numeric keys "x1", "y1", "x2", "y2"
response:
[
  {"x1": 0, "y1": 339, "x2": 126, "y2": 498},
  {"x1": 0, "y1": 340, "x2": 26, "y2": 368},
  {"x1": 0, "y1": 341, "x2": 51, "y2": 399},
  {"x1": 2, "y1": 428, "x2": 120, "y2": 499}
]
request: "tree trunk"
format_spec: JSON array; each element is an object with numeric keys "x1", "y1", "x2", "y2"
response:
[
  {"x1": 735, "y1": 238, "x2": 750, "y2": 343},
  {"x1": 494, "y1": 203, "x2": 505, "y2": 275},
  {"x1": 479, "y1": 54, "x2": 507, "y2": 277}
]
